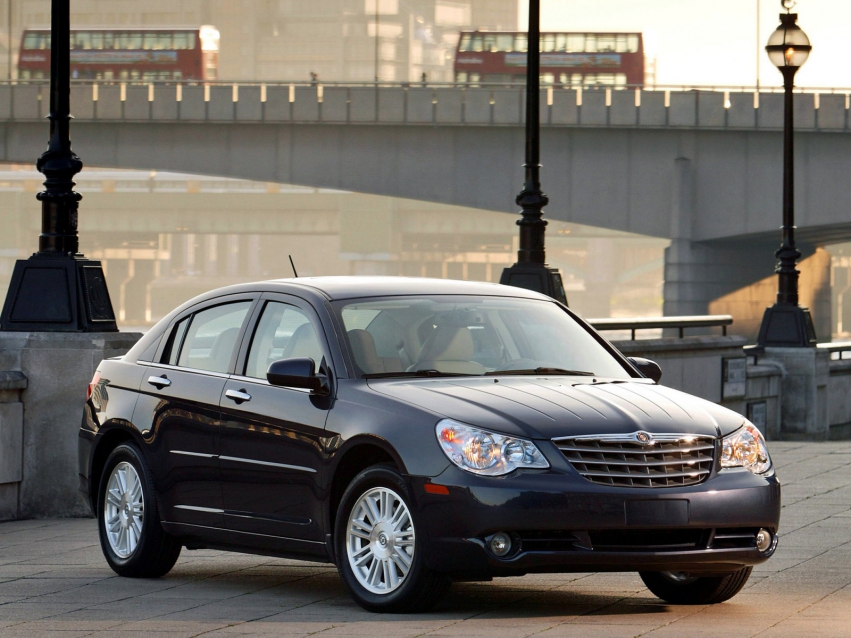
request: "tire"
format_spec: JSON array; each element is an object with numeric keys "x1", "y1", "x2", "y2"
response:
[
  {"x1": 97, "y1": 442, "x2": 181, "y2": 578},
  {"x1": 335, "y1": 464, "x2": 451, "y2": 613},
  {"x1": 639, "y1": 567, "x2": 753, "y2": 605}
]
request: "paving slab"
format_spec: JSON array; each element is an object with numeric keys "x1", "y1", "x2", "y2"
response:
[{"x1": 0, "y1": 443, "x2": 849, "y2": 636}]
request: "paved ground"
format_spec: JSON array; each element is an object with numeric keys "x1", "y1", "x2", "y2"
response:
[{"x1": 1, "y1": 442, "x2": 850, "y2": 638}]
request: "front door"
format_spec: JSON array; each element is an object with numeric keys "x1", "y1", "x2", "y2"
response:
[
  {"x1": 218, "y1": 296, "x2": 331, "y2": 542},
  {"x1": 133, "y1": 298, "x2": 254, "y2": 529}
]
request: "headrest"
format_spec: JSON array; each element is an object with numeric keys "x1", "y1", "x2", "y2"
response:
[
  {"x1": 418, "y1": 326, "x2": 475, "y2": 362},
  {"x1": 347, "y1": 329, "x2": 383, "y2": 374}
]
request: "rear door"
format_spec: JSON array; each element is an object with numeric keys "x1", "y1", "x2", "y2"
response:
[
  {"x1": 218, "y1": 294, "x2": 332, "y2": 542},
  {"x1": 132, "y1": 296, "x2": 256, "y2": 529}
]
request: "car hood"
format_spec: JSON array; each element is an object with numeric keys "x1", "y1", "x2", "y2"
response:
[{"x1": 367, "y1": 377, "x2": 743, "y2": 440}]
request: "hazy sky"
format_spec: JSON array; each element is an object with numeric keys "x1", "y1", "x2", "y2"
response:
[{"x1": 518, "y1": 0, "x2": 848, "y2": 88}]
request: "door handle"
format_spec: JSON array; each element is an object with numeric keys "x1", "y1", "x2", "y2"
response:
[
  {"x1": 147, "y1": 375, "x2": 171, "y2": 389},
  {"x1": 225, "y1": 389, "x2": 251, "y2": 403}
]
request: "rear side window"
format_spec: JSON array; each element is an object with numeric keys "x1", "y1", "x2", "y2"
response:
[
  {"x1": 161, "y1": 317, "x2": 190, "y2": 366},
  {"x1": 173, "y1": 302, "x2": 251, "y2": 373}
]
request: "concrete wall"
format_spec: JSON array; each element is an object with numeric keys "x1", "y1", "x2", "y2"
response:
[{"x1": 0, "y1": 332, "x2": 140, "y2": 520}]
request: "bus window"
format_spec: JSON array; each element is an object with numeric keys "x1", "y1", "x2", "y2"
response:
[
  {"x1": 104, "y1": 33, "x2": 114, "y2": 49},
  {"x1": 496, "y1": 34, "x2": 513, "y2": 52},
  {"x1": 483, "y1": 34, "x2": 497, "y2": 52},
  {"x1": 471, "y1": 34, "x2": 484, "y2": 52},
  {"x1": 616, "y1": 73, "x2": 627, "y2": 86},
  {"x1": 187, "y1": 33, "x2": 197, "y2": 49},
  {"x1": 628, "y1": 35, "x2": 639, "y2": 52},
  {"x1": 104, "y1": 70, "x2": 114, "y2": 81},
  {"x1": 458, "y1": 33, "x2": 471, "y2": 52},
  {"x1": 119, "y1": 70, "x2": 129, "y2": 80},
  {"x1": 143, "y1": 33, "x2": 157, "y2": 50},
  {"x1": 74, "y1": 32, "x2": 91, "y2": 50},
  {"x1": 514, "y1": 34, "x2": 527, "y2": 52},
  {"x1": 173, "y1": 71, "x2": 183, "y2": 81},
  {"x1": 541, "y1": 34, "x2": 555, "y2": 52},
  {"x1": 584, "y1": 34, "x2": 597, "y2": 53},
  {"x1": 542, "y1": 72, "x2": 555, "y2": 85},
  {"x1": 90, "y1": 32, "x2": 104, "y2": 49},
  {"x1": 130, "y1": 69, "x2": 141, "y2": 81},
  {"x1": 19, "y1": 69, "x2": 30, "y2": 79},
  {"x1": 555, "y1": 34, "x2": 567, "y2": 52},
  {"x1": 157, "y1": 33, "x2": 172, "y2": 50},
  {"x1": 597, "y1": 35, "x2": 616, "y2": 52},
  {"x1": 173, "y1": 32, "x2": 189, "y2": 50},
  {"x1": 566, "y1": 34, "x2": 584, "y2": 52},
  {"x1": 456, "y1": 72, "x2": 468, "y2": 83},
  {"x1": 143, "y1": 71, "x2": 157, "y2": 81},
  {"x1": 22, "y1": 33, "x2": 38, "y2": 49}
]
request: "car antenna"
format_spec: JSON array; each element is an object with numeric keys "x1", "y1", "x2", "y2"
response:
[{"x1": 288, "y1": 255, "x2": 299, "y2": 278}]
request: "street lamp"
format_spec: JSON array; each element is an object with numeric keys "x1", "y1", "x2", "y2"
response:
[
  {"x1": 0, "y1": 0, "x2": 116, "y2": 331},
  {"x1": 756, "y1": 0, "x2": 815, "y2": 347},
  {"x1": 499, "y1": 0, "x2": 567, "y2": 305}
]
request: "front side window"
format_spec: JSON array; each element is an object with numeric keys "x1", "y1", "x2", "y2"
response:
[
  {"x1": 335, "y1": 296, "x2": 632, "y2": 379},
  {"x1": 175, "y1": 302, "x2": 251, "y2": 373},
  {"x1": 245, "y1": 302, "x2": 324, "y2": 379}
]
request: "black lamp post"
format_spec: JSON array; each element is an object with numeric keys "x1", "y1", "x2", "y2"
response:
[
  {"x1": 756, "y1": 0, "x2": 815, "y2": 347},
  {"x1": 499, "y1": 0, "x2": 567, "y2": 305},
  {"x1": 0, "y1": 0, "x2": 116, "y2": 332}
]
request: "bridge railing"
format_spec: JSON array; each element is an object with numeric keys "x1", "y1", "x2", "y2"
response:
[
  {"x1": 588, "y1": 315, "x2": 734, "y2": 340},
  {"x1": 1, "y1": 81, "x2": 849, "y2": 131}
]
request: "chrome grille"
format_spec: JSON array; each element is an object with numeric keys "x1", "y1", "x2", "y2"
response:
[{"x1": 553, "y1": 432, "x2": 716, "y2": 488}]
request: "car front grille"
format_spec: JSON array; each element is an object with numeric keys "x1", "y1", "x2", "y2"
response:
[{"x1": 553, "y1": 432, "x2": 716, "y2": 488}]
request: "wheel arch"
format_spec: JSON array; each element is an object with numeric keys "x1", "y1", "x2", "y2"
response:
[{"x1": 88, "y1": 424, "x2": 144, "y2": 516}]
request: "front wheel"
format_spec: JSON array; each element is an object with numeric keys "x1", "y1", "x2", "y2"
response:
[
  {"x1": 335, "y1": 465, "x2": 451, "y2": 613},
  {"x1": 639, "y1": 567, "x2": 753, "y2": 604},
  {"x1": 97, "y1": 442, "x2": 182, "y2": 578}
]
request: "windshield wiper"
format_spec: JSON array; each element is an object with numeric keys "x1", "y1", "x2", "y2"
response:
[
  {"x1": 363, "y1": 369, "x2": 475, "y2": 379},
  {"x1": 485, "y1": 367, "x2": 596, "y2": 377}
]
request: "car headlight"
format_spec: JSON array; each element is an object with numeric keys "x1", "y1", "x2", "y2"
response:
[
  {"x1": 435, "y1": 419, "x2": 550, "y2": 476},
  {"x1": 720, "y1": 422, "x2": 772, "y2": 474}
]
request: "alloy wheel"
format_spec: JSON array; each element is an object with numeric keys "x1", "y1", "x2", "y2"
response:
[
  {"x1": 346, "y1": 487, "x2": 415, "y2": 595},
  {"x1": 104, "y1": 461, "x2": 144, "y2": 558}
]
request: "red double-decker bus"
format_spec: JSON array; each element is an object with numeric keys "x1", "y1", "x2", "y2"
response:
[
  {"x1": 454, "y1": 31, "x2": 645, "y2": 87},
  {"x1": 18, "y1": 26, "x2": 220, "y2": 82}
]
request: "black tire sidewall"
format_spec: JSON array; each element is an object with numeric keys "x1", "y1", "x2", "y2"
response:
[
  {"x1": 334, "y1": 466, "x2": 430, "y2": 611},
  {"x1": 97, "y1": 442, "x2": 161, "y2": 573}
]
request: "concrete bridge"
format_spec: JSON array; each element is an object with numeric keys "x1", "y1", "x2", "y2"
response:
[{"x1": 2, "y1": 81, "x2": 851, "y2": 338}]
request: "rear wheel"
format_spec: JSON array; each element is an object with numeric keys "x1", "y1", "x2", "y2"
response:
[
  {"x1": 97, "y1": 442, "x2": 181, "y2": 578},
  {"x1": 639, "y1": 567, "x2": 753, "y2": 604},
  {"x1": 335, "y1": 465, "x2": 451, "y2": 613}
]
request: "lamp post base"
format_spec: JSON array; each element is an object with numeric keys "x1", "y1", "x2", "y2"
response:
[
  {"x1": 0, "y1": 255, "x2": 117, "y2": 332},
  {"x1": 500, "y1": 262, "x2": 568, "y2": 306},
  {"x1": 756, "y1": 302, "x2": 816, "y2": 348}
]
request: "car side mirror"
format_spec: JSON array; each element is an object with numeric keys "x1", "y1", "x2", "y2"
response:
[
  {"x1": 267, "y1": 357, "x2": 330, "y2": 395},
  {"x1": 628, "y1": 357, "x2": 662, "y2": 383}
]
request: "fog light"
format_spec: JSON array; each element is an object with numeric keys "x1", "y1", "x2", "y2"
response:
[
  {"x1": 489, "y1": 532, "x2": 512, "y2": 557},
  {"x1": 756, "y1": 528, "x2": 773, "y2": 553}
]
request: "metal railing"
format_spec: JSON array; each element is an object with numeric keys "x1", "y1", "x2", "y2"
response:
[
  {"x1": 817, "y1": 341, "x2": 851, "y2": 360},
  {"x1": 588, "y1": 315, "x2": 733, "y2": 340}
]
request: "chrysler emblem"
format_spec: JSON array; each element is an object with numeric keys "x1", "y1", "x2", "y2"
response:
[{"x1": 635, "y1": 431, "x2": 653, "y2": 445}]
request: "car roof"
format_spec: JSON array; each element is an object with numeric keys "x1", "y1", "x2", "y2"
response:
[{"x1": 269, "y1": 276, "x2": 553, "y2": 301}]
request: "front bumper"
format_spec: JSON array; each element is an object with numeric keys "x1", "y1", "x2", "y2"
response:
[{"x1": 413, "y1": 464, "x2": 781, "y2": 578}]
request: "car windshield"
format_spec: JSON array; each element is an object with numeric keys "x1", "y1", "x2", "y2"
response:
[{"x1": 334, "y1": 295, "x2": 632, "y2": 380}]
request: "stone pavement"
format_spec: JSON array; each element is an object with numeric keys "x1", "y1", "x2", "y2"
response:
[{"x1": 0, "y1": 442, "x2": 850, "y2": 638}]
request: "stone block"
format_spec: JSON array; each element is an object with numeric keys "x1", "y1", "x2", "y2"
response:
[
  {"x1": 493, "y1": 89, "x2": 522, "y2": 124},
  {"x1": 794, "y1": 93, "x2": 816, "y2": 129},
  {"x1": 609, "y1": 90, "x2": 637, "y2": 126},
  {"x1": 764, "y1": 347, "x2": 829, "y2": 440},
  {"x1": 293, "y1": 87, "x2": 320, "y2": 121},
  {"x1": 151, "y1": 84, "x2": 178, "y2": 120},
  {"x1": 12, "y1": 84, "x2": 42, "y2": 120},
  {"x1": 551, "y1": 88, "x2": 578, "y2": 125},
  {"x1": 235, "y1": 86, "x2": 262, "y2": 121},
  {"x1": 321, "y1": 87, "x2": 348, "y2": 122},
  {"x1": 638, "y1": 91, "x2": 666, "y2": 126},
  {"x1": 95, "y1": 85, "x2": 121, "y2": 119},
  {"x1": 348, "y1": 88, "x2": 376, "y2": 122},
  {"x1": 123, "y1": 85, "x2": 150, "y2": 120},
  {"x1": 0, "y1": 332, "x2": 140, "y2": 519},
  {"x1": 406, "y1": 88, "x2": 433, "y2": 123},
  {"x1": 435, "y1": 88, "x2": 462, "y2": 122},
  {"x1": 756, "y1": 92, "x2": 782, "y2": 128},
  {"x1": 378, "y1": 88, "x2": 404, "y2": 123},
  {"x1": 580, "y1": 90, "x2": 607, "y2": 126},
  {"x1": 0, "y1": 85, "x2": 10, "y2": 119},
  {"x1": 264, "y1": 85, "x2": 291, "y2": 121},
  {"x1": 668, "y1": 92, "x2": 696, "y2": 127},
  {"x1": 464, "y1": 89, "x2": 491, "y2": 124},
  {"x1": 729, "y1": 92, "x2": 756, "y2": 128},
  {"x1": 179, "y1": 85, "x2": 206, "y2": 121},
  {"x1": 0, "y1": 401, "x2": 23, "y2": 484},
  {"x1": 71, "y1": 85, "x2": 95, "y2": 120},
  {"x1": 208, "y1": 86, "x2": 234, "y2": 121},
  {"x1": 0, "y1": 483, "x2": 16, "y2": 521},
  {"x1": 817, "y1": 94, "x2": 846, "y2": 130},
  {"x1": 697, "y1": 91, "x2": 725, "y2": 127}
]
